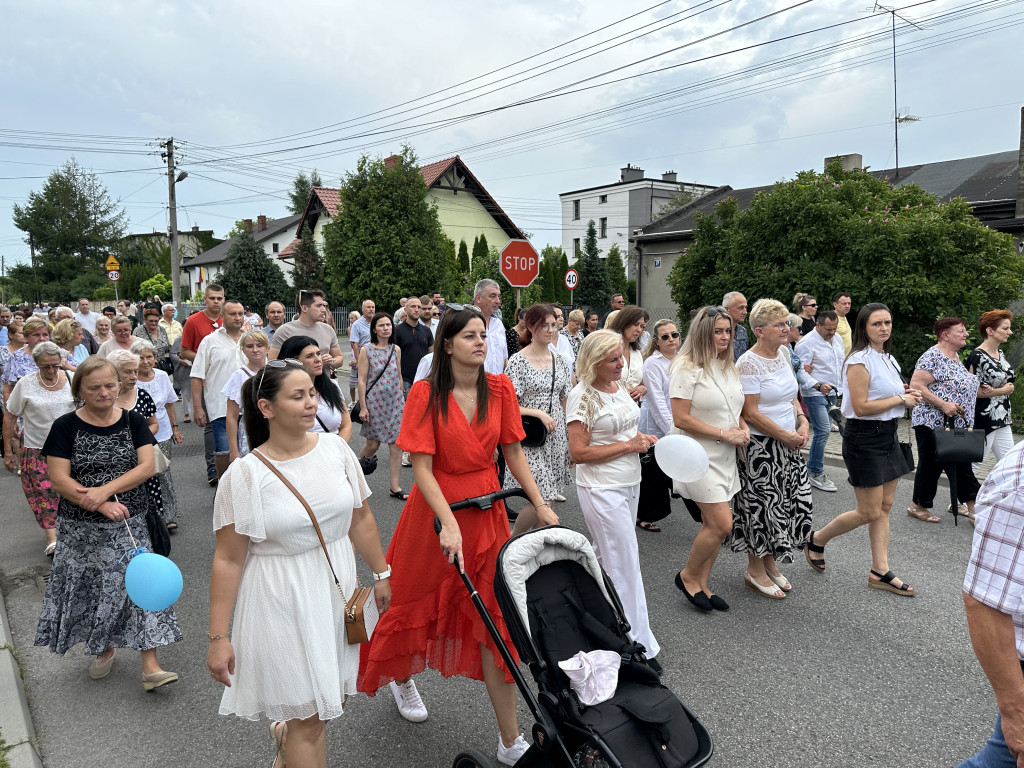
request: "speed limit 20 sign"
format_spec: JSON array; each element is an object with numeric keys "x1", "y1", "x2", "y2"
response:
[
  {"x1": 564, "y1": 268, "x2": 578, "y2": 291},
  {"x1": 107, "y1": 270, "x2": 120, "y2": 282}
]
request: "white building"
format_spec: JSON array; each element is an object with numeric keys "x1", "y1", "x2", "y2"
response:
[{"x1": 559, "y1": 165, "x2": 716, "y2": 266}]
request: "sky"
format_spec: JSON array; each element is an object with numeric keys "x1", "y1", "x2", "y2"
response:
[{"x1": 1, "y1": 0, "x2": 1021, "y2": 273}]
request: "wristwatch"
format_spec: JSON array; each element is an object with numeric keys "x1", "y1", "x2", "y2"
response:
[
  {"x1": 373, "y1": 567, "x2": 392, "y2": 581},
  {"x1": 899, "y1": 394, "x2": 907, "y2": 406}
]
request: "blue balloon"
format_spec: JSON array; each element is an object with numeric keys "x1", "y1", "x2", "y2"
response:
[{"x1": 124, "y1": 551, "x2": 183, "y2": 611}]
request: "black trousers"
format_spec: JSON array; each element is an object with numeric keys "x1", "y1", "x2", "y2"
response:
[{"x1": 912, "y1": 425, "x2": 980, "y2": 508}]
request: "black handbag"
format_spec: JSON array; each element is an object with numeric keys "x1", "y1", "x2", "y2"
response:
[
  {"x1": 351, "y1": 346, "x2": 394, "y2": 425},
  {"x1": 520, "y1": 353, "x2": 556, "y2": 449},
  {"x1": 898, "y1": 416, "x2": 915, "y2": 472},
  {"x1": 933, "y1": 410, "x2": 985, "y2": 464}
]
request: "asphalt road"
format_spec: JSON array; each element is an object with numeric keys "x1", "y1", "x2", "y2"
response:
[{"x1": 0, "y1": 419, "x2": 1001, "y2": 768}]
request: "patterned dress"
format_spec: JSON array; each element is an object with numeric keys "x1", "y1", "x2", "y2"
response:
[
  {"x1": 361, "y1": 344, "x2": 403, "y2": 443},
  {"x1": 126, "y1": 388, "x2": 167, "y2": 520},
  {"x1": 502, "y1": 351, "x2": 571, "y2": 499},
  {"x1": 911, "y1": 347, "x2": 980, "y2": 430},
  {"x1": 965, "y1": 347, "x2": 1014, "y2": 433}
]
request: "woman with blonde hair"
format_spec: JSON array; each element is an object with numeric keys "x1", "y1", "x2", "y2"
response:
[
  {"x1": 52, "y1": 319, "x2": 88, "y2": 368},
  {"x1": 223, "y1": 328, "x2": 269, "y2": 463},
  {"x1": 670, "y1": 306, "x2": 749, "y2": 611},
  {"x1": 732, "y1": 299, "x2": 813, "y2": 599},
  {"x1": 567, "y1": 329, "x2": 661, "y2": 669}
]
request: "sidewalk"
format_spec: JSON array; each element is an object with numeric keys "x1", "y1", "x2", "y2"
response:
[{"x1": 0, "y1": 588, "x2": 42, "y2": 768}]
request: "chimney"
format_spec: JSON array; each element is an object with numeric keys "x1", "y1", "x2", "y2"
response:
[
  {"x1": 243, "y1": 219, "x2": 253, "y2": 234},
  {"x1": 620, "y1": 164, "x2": 644, "y2": 183},
  {"x1": 824, "y1": 153, "x2": 863, "y2": 172},
  {"x1": 1016, "y1": 106, "x2": 1024, "y2": 219},
  {"x1": 191, "y1": 225, "x2": 199, "y2": 232},
  {"x1": 384, "y1": 154, "x2": 401, "y2": 170},
  {"x1": 662, "y1": 171, "x2": 677, "y2": 182},
  {"x1": 257, "y1": 215, "x2": 267, "y2": 232}
]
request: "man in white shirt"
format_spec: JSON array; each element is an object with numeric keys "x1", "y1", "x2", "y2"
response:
[
  {"x1": 191, "y1": 300, "x2": 246, "y2": 483},
  {"x1": 348, "y1": 298, "x2": 375, "y2": 385},
  {"x1": 74, "y1": 298, "x2": 102, "y2": 334},
  {"x1": 472, "y1": 279, "x2": 507, "y2": 375},
  {"x1": 268, "y1": 289, "x2": 344, "y2": 372},
  {"x1": 795, "y1": 310, "x2": 844, "y2": 492}
]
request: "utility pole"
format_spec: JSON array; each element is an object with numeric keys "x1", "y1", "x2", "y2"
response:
[
  {"x1": 1, "y1": 254, "x2": 5, "y2": 306},
  {"x1": 162, "y1": 138, "x2": 183, "y2": 314}
]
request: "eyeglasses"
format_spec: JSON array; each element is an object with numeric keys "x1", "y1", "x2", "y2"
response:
[
  {"x1": 37, "y1": 363, "x2": 62, "y2": 371},
  {"x1": 659, "y1": 332, "x2": 681, "y2": 340},
  {"x1": 444, "y1": 303, "x2": 481, "y2": 312},
  {"x1": 255, "y1": 358, "x2": 303, "y2": 401}
]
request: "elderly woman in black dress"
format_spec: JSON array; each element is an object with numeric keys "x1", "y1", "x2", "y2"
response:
[{"x1": 37, "y1": 357, "x2": 181, "y2": 689}]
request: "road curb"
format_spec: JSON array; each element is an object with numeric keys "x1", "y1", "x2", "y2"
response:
[{"x1": 0, "y1": 589, "x2": 43, "y2": 768}]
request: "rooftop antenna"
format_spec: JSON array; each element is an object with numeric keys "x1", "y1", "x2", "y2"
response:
[{"x1": 865, "y1": 3, "x2": 923, "y2": 179}]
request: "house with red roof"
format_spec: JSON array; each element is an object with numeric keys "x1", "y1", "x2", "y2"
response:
[{"x1": 277, "y1": 154, "x2": 525, "y2": 269}]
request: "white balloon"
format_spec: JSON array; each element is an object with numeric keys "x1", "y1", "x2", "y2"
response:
[{"x1": 654, "y1": 434, "x2": 710, "y2": 483}]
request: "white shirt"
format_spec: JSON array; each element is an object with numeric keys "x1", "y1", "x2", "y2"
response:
[
  {"x1": 481, "y1": 312, "x2": 508, "y2": 375},
  {"x1": 136, "y1": 370, "x2": 177, "y2": 442},
  {"x1": 74, "y1": 310, "x2": 101, "y2": 334},
  {"x1": 795, "y1": 330, "x2": 846, "y2": 396},
  {"x1": 566, "y1": 381, "x2": 641, "y2": 488},
  {"x1": 638, "y1": 352, "x2": 673, "y2": 438},
  {"x1": 191, "y1": 328, "x2": 246, "y2": 420},
  {"x1": 622, "y1": 346, "x2": 644, "y2": 390},
  {"x1": 841, "y1": 347, "x2": 906, "y2": 421},
  {"x1": 737, "y1": 347, "x2": 798, "y2": 435},
  {"x1": 5, "y1": 372, "x2": 75, "y2": 448},
  {"x1": 550, "y1": 334, "x2": 575, "y2": 375},
  {"x1": 414, "y1": 353, "x2": 433, "y2": 383}
]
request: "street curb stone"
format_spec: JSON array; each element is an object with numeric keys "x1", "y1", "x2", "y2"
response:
[{"x1": 0, "y1": 589, "x2": 43, "y2": 768}]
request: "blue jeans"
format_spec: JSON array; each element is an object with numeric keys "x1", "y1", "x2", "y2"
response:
[
  {"x1": 956, "y1": 714, "x2": 1016, "y2": 768},
  {"x1": 210, "y1": 417, "x2": 228, "y2": 455},
  {"x1": 804, "y1": 394, "x2": 830, "y2": 476}
]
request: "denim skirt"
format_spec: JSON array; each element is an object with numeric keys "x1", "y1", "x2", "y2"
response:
[{"x1": 842, "y1": 418, "x2": 910, "y2": 488}]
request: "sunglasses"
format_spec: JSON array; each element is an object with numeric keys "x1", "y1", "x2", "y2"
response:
[
  {"x1": 444, "y1": 303, "x2": 482, "y2": 313},
  {"x1": 255, "y1": 358, "x2": 303, "y2": 401},
  {"x1": 703, "y1": 306, "x2": 729, "y2": 318},
  {"x1": 804, "y1": 303, "x2": 818, "y2": 308},
  {"x1": 659, "y1": 332, "x2": 681, "y2": 340}
]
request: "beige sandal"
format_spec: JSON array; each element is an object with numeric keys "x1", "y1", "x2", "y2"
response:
[
  {"x1": 907, "y1": 506, "x2": 940, "y2": 524},
  {"x1": 269, "y1": 721, "x2": 287, "y2": 768}
]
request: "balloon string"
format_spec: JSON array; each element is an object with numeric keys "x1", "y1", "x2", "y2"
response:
[{"x1": 114, "y1": 494, "x2": 140, "y2": 551}]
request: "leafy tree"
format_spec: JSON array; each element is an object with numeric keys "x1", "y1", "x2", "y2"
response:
[
  {"x1": 139, "y1": 273, "x2": 173, "y2": 299},
  {"x1": 439, "y1": 234, "x2": 461, "y2": 299},
  {"x1": 218, "y1": 231, "x2": 291, "y2": 312},
  {"x1": 458, "y1": 239, "x2": 470, "y2": 273},
  {"x1": 323, "y1": 146, "x2": 450, "y2": 309},
  {"x1": 605, "y1": 243, "x2": 628, "y2": 298},
  {"x1": 573, "y1": 220, "x2": 612, "y2": 310},
  {"x1": 667, "y1": 161, "x2": 1024, "y2": 362},
  {"x1": 288, "y1": 169, "x2": 324, "y2": 215},
  {"x1": 655, "y1": 187, "x2": 698, "y2": 219},
  {"x1": 9, "y1": 158, "x2": 127, "y2": 303},
  {"x1": 557, "y1": 250, "x2": 571, "y2": 304},
  {"x1": 626, "y1": 279, "x2": 637, "y2": 304},
  {"x1": 290, "y1": 224, "x2": 326, "y2": 294},
  {"x1": 472, "y1": 233, "x2": 489, "y2": 266}
]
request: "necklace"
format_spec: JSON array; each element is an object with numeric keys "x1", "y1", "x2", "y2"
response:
[
  {"x1": 453, "y1": 388, "x2": 476, "y2": 402},
  {"x1": 36, "y1": 371, "x2": 62, "y2": 389}
]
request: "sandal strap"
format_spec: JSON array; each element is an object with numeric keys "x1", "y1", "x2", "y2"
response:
[
  {"x1": 870, "y1": 569, "x2": 912, "y2": 591},
  {"x1": 806, "y1": 531, "x2": 825, "y2": 554}
]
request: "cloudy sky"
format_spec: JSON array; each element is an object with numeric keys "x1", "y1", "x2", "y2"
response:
[{"x1": 1, "y1": 0, "x2": 1021, "y2": 271}]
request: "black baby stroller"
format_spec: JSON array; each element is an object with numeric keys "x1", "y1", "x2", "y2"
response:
[{"x1": 435, "y1": 489, "x2": 713, "y2": 768}]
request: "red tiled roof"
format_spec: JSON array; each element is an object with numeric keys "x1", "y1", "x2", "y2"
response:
[
  {"x1": 277, "y1": 238, "x2": 300, "y2": 259},
  {"x1": 312, "y1": 187, "x2": 341, "y2": 217},
  {"x1": 418, "y1": 156, "x2": 457, "y2": 188}
]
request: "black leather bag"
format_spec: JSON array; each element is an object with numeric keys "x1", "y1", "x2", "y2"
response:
[
  {"x1": 520, "y1": 353, "x2": 556, "y2": 449},
  {"x1": 933, "y1": 412, "x2": 984, "y2": 464}
]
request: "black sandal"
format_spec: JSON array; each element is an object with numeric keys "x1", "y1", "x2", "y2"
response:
[
  {"x1": 804, "y1": 531, "x2": 826, "y2": 572},
  {"x1": 389, "y1": 488, "x2": 409, "y2": 501},
  {"x1": 868, "y1": 569, "x2": 915, "y2": 596},
  {"x1": 636, "y1": 521, "x2": 661, "y2": 533}
]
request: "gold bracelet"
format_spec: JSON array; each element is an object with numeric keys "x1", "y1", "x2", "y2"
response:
[{"x1": 207, "y1": 632, "x2": 228, "y2": 641}]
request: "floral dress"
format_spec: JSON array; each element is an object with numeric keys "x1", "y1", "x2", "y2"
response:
[
  {"x1": 362, "y1": 344, "x2": 403, "y2": 443},
  {"x1": 126, "y1": 388, "x2": 166, "y2": 519},
  {"x1": 911, "y1": 347, "x2": 980, "y2": 430},
  {"x1": 965, "y1": 347, "x2": 1014, "y2": 433},
  {"x1": 502, "y1": 352, "x2": 571, "y2": 498}
]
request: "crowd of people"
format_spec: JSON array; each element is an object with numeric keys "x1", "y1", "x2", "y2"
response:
[{"x1": 1, "y1": 281, "x2": 1021, "y2": 768}]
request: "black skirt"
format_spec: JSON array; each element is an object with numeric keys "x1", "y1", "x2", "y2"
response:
[{"x1": 842, "y1": 418, "x2": 910, "y2": 488}]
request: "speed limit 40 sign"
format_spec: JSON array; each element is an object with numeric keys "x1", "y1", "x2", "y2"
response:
[{"x1": 564, "y1": 268, "x2": 578, "y2": 291}]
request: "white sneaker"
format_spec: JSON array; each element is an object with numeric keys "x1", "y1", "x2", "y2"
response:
[
  {"x1": 497, "y1": 734, "x2": 530, "y2": 766},
  {"x1": 809, "y1": 472, "x2": 837, "y2": 492},
  {"x1": 389, "y1": 679, "x2": 428, "y2": 722},
  {"x1": 553, "y1": 493, "x2": 567, "y2": 502},
  {"x1": 401, "y1": 452, "x2": 412, "y2": 467},
  {"x1": 830, "y1": 423, "x2": 839, "y2": 432}
]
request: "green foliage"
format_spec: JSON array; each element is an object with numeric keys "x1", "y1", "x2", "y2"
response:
[
  {"x1": 191, "y1": 287, "x2": 206, "y2": 302},
  {"x1": 139, "y1": 273, "x2": 173, "y2": 299},
  {"x1": 471, "y1": 233, "x2": 489, "y2": 266},
  {"x1": 288, "y1": 169, "x2": 324, "y2": 215},
  {"x1": 290, "y1": 225, "x2": 326, "y2": 294},
  {"x1": 605, "y1": 243, "x2": 628, "y2": 297},
  {"x1": 458, "y1": 239, "x2": 470, "y2": 273},
  {"x1": 537, "y1": 245, "x2": 561, "y2": 303},
  {"x1": 223, "y1": 218, "x2": 274, "y2": 240},
  {"x1": 439, "y1": 234, "x2": 461, "y2": 299},
  {"x1": 667, "y1": 162, "x2": 1024, "y2": 362},
  {"x1": 323, "y1": 146, "x2": 450, "y2": 309},
  {"x1": 218, "y1": 231, "x2": 291, "y2": 312},
  {"x1": 655, "y1": 187, "x2": 698, "y2": 218},
  {"x1": 9, "y1": 158, "x2": 127, "y2": 303},
  {"x1": 626, "y1": 279, "x2": 637, "y2": 304},
  {"x1": 574, "y1": 219, "x2": 612, "y2": 310},
  {"x1": 557, "y1": 250, "x2": 571, "y2": 304}
]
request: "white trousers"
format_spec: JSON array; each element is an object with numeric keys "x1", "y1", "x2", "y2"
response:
[
  {"x1": 577, "y1": 483, "x2": 660, "y2": 658},
  {"x1": 973, "y1": 425, "x2": 1015, "y2": 473}
]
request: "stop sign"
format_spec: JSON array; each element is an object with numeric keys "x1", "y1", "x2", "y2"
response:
[{"x1": 499, "y1": 239, "x2": 540, "y2": 288}]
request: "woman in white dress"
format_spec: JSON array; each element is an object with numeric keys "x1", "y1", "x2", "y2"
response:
[
  {"x1": 670, "y1": 307, "x2": 749, "y2": 612},
  {"x1": 207, "y1": 362, "x2": 390, "y2": 768},
  {"x1": 223, "y1": 329, "x2": 269, "y2": 463},
  {"x1": 567, "y1": 330, "x2": 662, "y2": 672}
]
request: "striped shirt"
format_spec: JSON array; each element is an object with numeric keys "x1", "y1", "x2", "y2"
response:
[{"x1": 963, "y1": 440, "x2": 1024, "y2": 660}]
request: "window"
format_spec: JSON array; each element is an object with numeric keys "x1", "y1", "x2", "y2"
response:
[
  {"x1": 573, "y1": 238, "x2": 580, "y2": 257},
  {"x1": 572, "y1": 200, "x2": 580, "y2": 220},
  {"x1": 599, "y1": 194, "x2": 607, "y2": 204},
  {"x1": 599, "y1": 218, "x2": 607, "y2": 238},
  {"x1": 272, "y1": 243, "x2": 280, "y2": 254}
]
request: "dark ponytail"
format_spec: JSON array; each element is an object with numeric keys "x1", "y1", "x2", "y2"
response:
[{"x1": 242, "y1": 364, "x2": 311, "y2": 449}]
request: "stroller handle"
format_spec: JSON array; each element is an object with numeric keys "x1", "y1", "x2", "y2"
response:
[{"x1": 433, "y1": 488, "x2": 530, "y2": 535}]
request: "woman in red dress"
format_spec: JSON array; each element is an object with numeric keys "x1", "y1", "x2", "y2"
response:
[{"x1": 359, "y1": 307, "x2": 556, "y2": 766}]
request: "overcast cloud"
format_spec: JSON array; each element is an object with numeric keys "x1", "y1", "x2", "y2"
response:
[{"x1": 1, "y1": 0, "x2": 1020, "y2": 271}]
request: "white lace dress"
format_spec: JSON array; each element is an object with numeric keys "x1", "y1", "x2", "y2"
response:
[{"x1": 213, "y1": 435, "x2": 371, "y2": 721}]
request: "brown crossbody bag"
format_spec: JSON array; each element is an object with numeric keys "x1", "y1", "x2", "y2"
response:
[{"x1": 251, "y1": 450, "x2": 377, "y2": 644}]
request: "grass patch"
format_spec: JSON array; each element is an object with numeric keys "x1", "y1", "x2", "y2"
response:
[{"x1": 0, "y1": 729, "x2": 12, "y2": 768}]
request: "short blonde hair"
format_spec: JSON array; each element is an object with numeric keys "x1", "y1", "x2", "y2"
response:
[
  {"x1": 22, "y1": 317, "x2": 48, "y2": 337},
  {"x1": 603, "y1": 310, "x2": 620, "y2": 329},
  {"x1": 51, "y1": 318, "x2": 81, "y2": 346},
  {"x1": 748, "y1": 299, "x2": 788, "y2": 329},
  {"x1": 240, "y1": 329, "x2": 269, "y2": 348},
  {"x1": 575, "y1": 329, "x2": 624, "y2": 387},
  {"x1": 787, "y1": 313, "x2": 802, "y2": 329},
  {"x1": 568, "y1": 309, "x2": 585, "y2": 325}
]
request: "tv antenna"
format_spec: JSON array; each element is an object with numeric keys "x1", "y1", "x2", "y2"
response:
[{"x1": 865, "y1": 3, "x2": 923, "y2": 178}]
